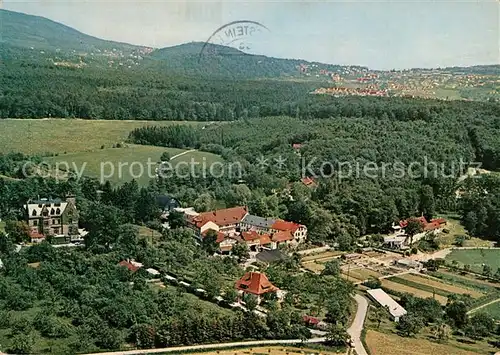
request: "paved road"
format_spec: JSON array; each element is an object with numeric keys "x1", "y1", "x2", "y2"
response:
[
  {"x1": 83, "y1": 337, "x2": 327, "y2": 355},
  {"x1": 347, "y1": 294, "x2": 369, "y2": 355}
]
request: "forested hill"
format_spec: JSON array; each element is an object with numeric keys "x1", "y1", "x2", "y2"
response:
[
  {"x1": 0, "y1": 9, "x2": 352, "y2": 78},
  {"x1": 0, "y1": 9, "x2": 141, "y2": 53}
]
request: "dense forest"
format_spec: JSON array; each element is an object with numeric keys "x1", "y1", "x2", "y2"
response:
[{"x1": 128, "y1": 98, "x2": 500, "y2": 243}]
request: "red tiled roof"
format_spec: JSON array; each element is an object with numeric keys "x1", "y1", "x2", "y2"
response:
[
  {"x1": 235, "y1": 272, "x2": 277, "y2": 295},
  {"x1": 193, "y1": 206, "x2": 248, "y2": 228},
  {"x1": 30, "y1": 231, "x2": 45, "y2": 239},
  {"x1": 301, "y1": 176, "x2": 316, "y2": 187},
  {"x1": 202, "y1": 229, "x2": 226, "y2": 243},
  {"x1": 399, "y1": 216, "x2": 427, "y2": 228},
  {"x1": 272, "y1": 230, "x2": 293, "y2": 242},
  {"x1": 118, "y1": 260, "x2": 140, "y2": 272},
  {"x1": 303, "y1": 315, "x2": 320, "y2": 325},
  {"x1": 242, "y1": 230, "x2": 260, "y2": 242},
  {"x1": 431, "y1": 218, "x2": 446, "y2": 225},
  {"x1": 292, "y1": 143, "x2": 303, "y2": 150},
  {"x1": 259, "y1": 234, "x2": 272, "y2": 245},
  {"x1": 424, "y1": 221, "x2": 442, "y2": 231},
  {"x1": 272, "y1": 220, "x2": 301, "y2": 233}
]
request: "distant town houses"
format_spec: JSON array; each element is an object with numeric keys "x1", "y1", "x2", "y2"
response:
[
  {"x1": 181, "y1": 205, "x2": 308, "y2": 253},
  {"x1": 24, "y1": 196, "x2": 81, "y2": 244},
  {"x1": 384, "y1": 216, "x2": 447, "y2": 250}
]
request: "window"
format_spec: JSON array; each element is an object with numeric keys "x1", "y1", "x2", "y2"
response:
[
  {"x1": 53, "y1": 228, "x2": 59, "y2": 234},
  {"x1": 33, "y1": 220, "x2": 38, "y2": 226},
  {"x1": 56, "y1": 208, "x2": 60, "y2": 214},
  {"x1": 43, "y1": 211, "x2": 48, "y2": 216},
  {"x1": 44, "y1": 220, "x2": 49, "y2": 226},
  {"x1": 52, "y1": 219, "x2": 56, "y2": 224},
  {"x1": 50, "y1": 208, "x2": 55, "y2": 215},
  {"x1": 32, "y1": 210, "x2": 37, "y2": 216}
]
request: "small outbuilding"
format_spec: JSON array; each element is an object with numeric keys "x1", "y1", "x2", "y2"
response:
[{"x1": 367, "y1": 288, "x2": 407, "y2": 322}]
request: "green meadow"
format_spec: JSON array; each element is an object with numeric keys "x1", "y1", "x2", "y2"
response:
[{"x1": 0, "y1": 119, "x2": 203, "y2": 155}]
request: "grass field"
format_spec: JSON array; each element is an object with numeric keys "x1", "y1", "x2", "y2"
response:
[
  {"x1": 342, "y1": 268, "x2": 383, "y2": 282},
  {"x1": 303, "y1": 262, "x2": 325, "y2": 274},
  {"x1": 365, "y1": 330, "x2": 480, "y2": 355},
  {"x1": 0, "y1": 119, "x2": 202, "y2": 155},
  {"x1": 44, "y1": 145, "x2": 222, "y2": 186},
  {"x1": 0, "y1": 221, "x2": 4, "y2": 233},
  {"x1": 430, "y1": 270, "x2": 499, "y2": 292},
  {"x1": 381, "y1": 279, "x2": 448, "y2": 305},
  {"x1": 435, "y1": 215, "x2": 491, "y2": 248},
  {"x1": 446, "y1": 249, "x2": 500, "y2": 274},
  {"x1": 397, "y1": 273, "x2": 484, "y2": 298},
  {"x1": 478, "y1": 300, "x2": 500, "y2": 320}
]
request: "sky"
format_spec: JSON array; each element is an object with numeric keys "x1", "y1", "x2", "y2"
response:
[{"x1": 3, "y1": 0, "x2": 499, "y2": 69}]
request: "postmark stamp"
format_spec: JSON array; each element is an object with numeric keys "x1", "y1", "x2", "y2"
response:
[{"x1": 199, "y1": 20, "x2": 270, "y2": 61}]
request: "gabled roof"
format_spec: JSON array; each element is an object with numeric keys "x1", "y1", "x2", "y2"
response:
[
  {"x1": 272, "y1": 230, "x2": 293, "y2": 242},
  {"x1": 242, "y1": 230, "x2": 261, "y2": 242},
  {"x1": 30, "y1": 231, "x2": 45, "y2": 239},
  {"x1": 201, "y1": 229, "x2": 226, "y2": 243},
  {"x1": 241, "y1": 214, "x2": 276, "y2": 229},
  {"x1": 301, "y1": 176, "x2": 317, "y2": 187},
  {"x1": 235, "y1": 272, "x2": 277, "y2": 295},
  {"x1": 399, "y1": 216, "x2": 427, "y2": 228},
  {"x1": 193, "y1": 206, "x2": 248, "y2": 228},
  {"x1": 271, "y1": 220, "x2": 302, "y2": 233},
  {"x1": 118, "y1": 260, "x2": 143, "y2": 272},
  {"x1": 259, "y1": 234, "x2": 272, "y2": 245}
]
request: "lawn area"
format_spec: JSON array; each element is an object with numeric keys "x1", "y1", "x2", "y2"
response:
[
  {"x1": 365, "y1": 330, "x2": 481, "y2": 355},
  {"x1": 44, "y1": 145, "x2": 221, "y2": 186},
  {"x1": 478, "y1": 300, "x2": 500, "y2": 320},
  {"x1": 397, "y1": 273, "x2": 484, "y2": 298},
  {"x1": 136, "y1": 225, "x2": 162, "y2": 244},
  {"x1": 0, "y1": 119, "x2": 202, "y2": 155},
  {"x1": 445, "y1": 249, "x2": 500, "y2": 274},
  {"x1": 302, "y1": 262, "x2": 325, "y2": 274},
  {"x1": 381, "y1": 279, "x2": 448, "y2": 305},
  {"x1": 435, "y1": 215, "x2": 491, "y2": 248}
]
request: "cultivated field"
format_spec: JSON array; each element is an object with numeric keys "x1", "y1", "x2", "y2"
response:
[
  {"x1": 397, "y1": 273, "x2": 484, "y2": 298},
  {"x1": 301, "y1": 251, "x2": 344, "y2": 263},
  {"x1": 342, "y1": 268, "x2": 383, "y2": 282},
  {"x1": 380, "y1": 279, "x2": 448, "y2": 305},
  {"x1": 44, "y1": 145, "x2": 221, "y2": 186},
  {"x1": 365, "y1": 330, "x2": 479, "y2": 355},
  {"x1": 446, "y1": 249, "x2": 500, "y2": 274},
  {"x1": 0, "y1": 119, "x2": 202, "y2": 154}
]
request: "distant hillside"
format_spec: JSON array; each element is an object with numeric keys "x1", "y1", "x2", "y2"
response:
[{"x1": 0, "y1": 9, "x2": 142, "y2": 53}]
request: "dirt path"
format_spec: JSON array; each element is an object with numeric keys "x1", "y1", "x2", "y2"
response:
[
  {"x1": 468, "y1": 297, "x2": 500, "y2": 314},
  {"x1": 169, "y1": 149, "x2": 196, "y2": 160}
]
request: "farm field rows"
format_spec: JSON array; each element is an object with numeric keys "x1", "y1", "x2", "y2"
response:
[
  {"x1": 365, "y1": 330, "x2": 481, "y2": 355},
  {"x1": 342, "y1": 268, "x2": 383, "y2": 281},
  {"x1": 301, "y1": 251, "x2": 344, "y2": 263},
  {"x1": 381, "y1": 279, "x2": 448, "y2": 304},
  {"x1": 397, "y1": 273, "x2": 484, "y2": 298},
  {"x1": 445, "y1": 249, "x2": 500, "y2": 273},
  {"x1": 0, "y1": 119, "x2": 202, "y2": 154},
  {"x1": 431, "y1": 270, "x2": 500, "y2": 291}
]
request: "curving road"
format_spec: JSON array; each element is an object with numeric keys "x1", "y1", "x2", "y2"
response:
[{"x1": 347, "y1": 294, "x2": 369, "y2": 355}]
